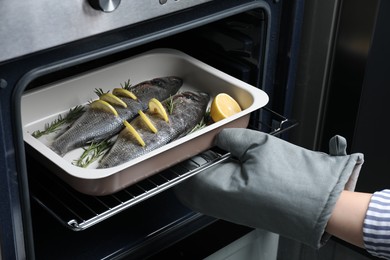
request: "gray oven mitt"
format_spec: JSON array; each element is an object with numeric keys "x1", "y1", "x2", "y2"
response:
[{"x1": 174, "y1": 129, "x2": 363, "y2": 248}]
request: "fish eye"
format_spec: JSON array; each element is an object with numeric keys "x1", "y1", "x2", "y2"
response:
[
  {"x1": 152, "y1": 79, "x2": 164, "y2": 87},
  {"x1": 183, "y1": 92, "x2": 198, "y2": 101}
]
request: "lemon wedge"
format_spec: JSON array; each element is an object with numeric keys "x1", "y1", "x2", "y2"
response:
[
  {"x1": 99, "y1": 93, "x2": 127, "y2": 108},
  {"x1": 123, "y1": 120, "x2": 145, "y2": 147},
  {"x1": 112, "y1": 88, "x2": 137, "y2": 100},
  {"x1": 90, "y1": 100, "x2": 118, "y2": 116},
  {"x1": 149, "y1": 98, "x2": 169, "y2": 122},
  {"x1": 210, "y1": 93, "x2": 242, "y2": 122},
  {"x1": 138, "y1": 110, "x2": 158, "y2": 133}
]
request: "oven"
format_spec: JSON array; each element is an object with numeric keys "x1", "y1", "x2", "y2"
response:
[{"x1": 2, "y1": 0, "x2": 304, "y2": 259}]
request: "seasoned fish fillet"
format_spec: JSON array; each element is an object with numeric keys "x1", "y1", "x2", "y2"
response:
[
  {"x1": 98, "y1": 91, "x2": 210, "y2": 168},
  {"x1": 50, "y1": 76, "x2": 183, "y2": 156}
]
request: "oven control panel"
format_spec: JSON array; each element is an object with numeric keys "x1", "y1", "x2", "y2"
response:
[{"x1": 0, "y1": 0, "x2": 213, "y2": 62}]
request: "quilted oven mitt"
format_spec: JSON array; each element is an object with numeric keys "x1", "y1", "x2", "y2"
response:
[{"x1": 174, "y1": 129, "x2": 363, "y2": 248}]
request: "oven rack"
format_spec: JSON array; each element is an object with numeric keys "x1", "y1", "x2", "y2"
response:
[{"x1": 29, "y1": 107, "x2": 297, "y2": 231}]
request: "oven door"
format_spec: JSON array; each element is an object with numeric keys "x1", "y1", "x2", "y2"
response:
[{"x1": 0, "y1": 0, "x2": 303, "y2": 259}]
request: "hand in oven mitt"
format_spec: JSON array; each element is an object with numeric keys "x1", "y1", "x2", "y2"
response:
[{"x1": 174, "y1": 128, "x2": 364, "y2": 248}]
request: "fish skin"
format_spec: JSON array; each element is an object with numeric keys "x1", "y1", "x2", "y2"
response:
[
  {"x1": 50, "y1": 76, "x2": 183, "y2": 156},
  {"x1": 98, "y1": 91, "x2": 210, "y2": 169}
]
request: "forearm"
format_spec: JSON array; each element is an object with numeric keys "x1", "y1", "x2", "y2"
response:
[{"x1": 325, "y1": 190, "x2": 372, "y2": 248}]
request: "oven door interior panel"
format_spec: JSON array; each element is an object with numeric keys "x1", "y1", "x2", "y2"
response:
[{"x1": 1, "y1": 0, "x2": 303, "y2": 259}]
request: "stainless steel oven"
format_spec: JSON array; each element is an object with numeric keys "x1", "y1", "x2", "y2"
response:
[{"x1": 1, "y1": 0, "x2": 304, "y2": 259}]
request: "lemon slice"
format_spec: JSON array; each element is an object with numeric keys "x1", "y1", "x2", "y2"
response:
[
  {"x1": 123, "y1": 120, "x2": 145, "y2": 147},
  {"x1": 112, "y1": 88, "x2": 137, "y2": 100},
  {"x1": 149, "y1": 98, "x2": 169, "y2": 122},
  {"x1": 138, "y1": 110, "x2": 158, "y2": 133},
  {"x1": 90, "y1": 100, "x2": 118, "y2": 116},
  {"x1": 210, "y1": 93, "x2": 242, "y2": 122},
  {"x1": 99, "y1": 93, "x2": 127, "y2": 108}
]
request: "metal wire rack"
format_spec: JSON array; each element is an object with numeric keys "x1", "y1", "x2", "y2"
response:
[{"x1": 29, "y1": 107, "x2": 297, "y2": 231}]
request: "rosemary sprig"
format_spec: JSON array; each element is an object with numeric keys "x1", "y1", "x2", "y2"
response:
[
  {"x1": 189, "y1": 110, "x2": 211, "y2": 134},
  {"x1": 73, "y1": 139, "x2": 113, "y2": 168},
  {"x1": 120, "y1": 79, "x2": 132, "y2": 90},
  {"x1": 94, "y1": 88, "x2": 109, "y2": 97},
  {"x1": 32, "y1": 105, "x2": 85, "y2": 138},
  {"x1": 165, "y1": 95, "x2": 175, "y2": 115}
]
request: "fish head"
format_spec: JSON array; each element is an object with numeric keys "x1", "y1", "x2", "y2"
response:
[
  {"x1": 150, "y1": 76, "x2": 183, "y2": 94},
  {"x1": 180, "y1": 91, "x2": 210, "y2": 105}
]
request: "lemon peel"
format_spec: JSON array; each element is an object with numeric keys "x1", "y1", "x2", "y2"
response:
[
  {"x1": 138, "y1": 110, "x2": 158, "y2": 133},
  {"x1": 149, "y1": 98, "x2": 169, "y2": 122},
  {"x1": 112, "y1": 88, "x2": 137, "y2": 100},
  {"x1": 123, "y1": 120, "x2": 145, "y2": 147},
  {"x1": 99, "y1": 93, "x2": 127, "y2": 108},
  {"x1": 90, "y1": 100, "x2": 118, "y2": 116}
]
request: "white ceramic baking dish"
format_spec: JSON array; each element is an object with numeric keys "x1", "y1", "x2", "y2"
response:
[{"x1": 22, "y1": 48, "x2": 269, "y2": 196}]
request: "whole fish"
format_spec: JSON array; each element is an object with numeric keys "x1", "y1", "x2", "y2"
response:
[
  {"x1": 50, "y1": 76, "x2": 183, "y2": 156},
  {"x1": 98, "y1": 91, "x2": 210, "y2": 169}
]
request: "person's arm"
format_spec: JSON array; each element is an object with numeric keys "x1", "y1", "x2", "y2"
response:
[{"x1": 325, "y1": 190, "x2": 372, "y2": 248}]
